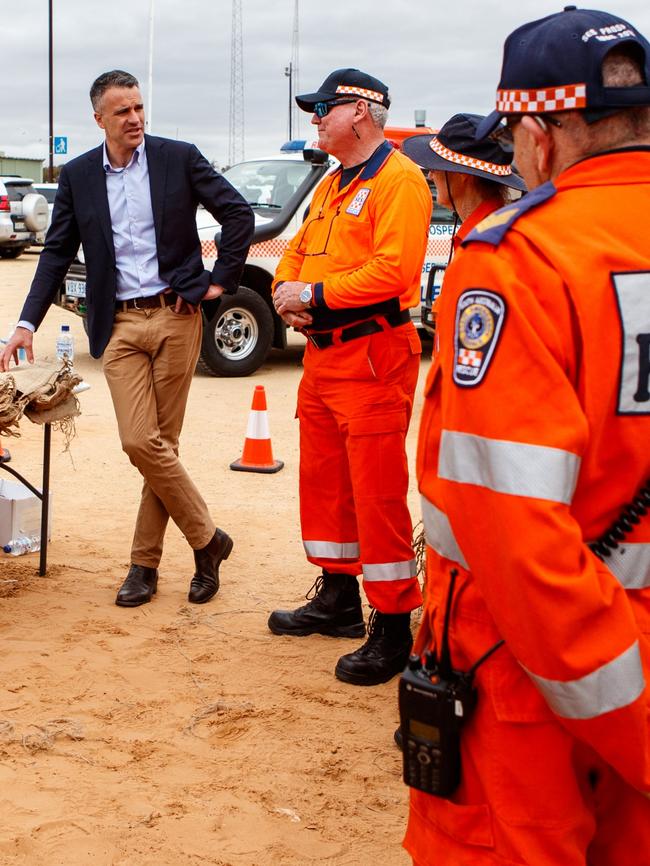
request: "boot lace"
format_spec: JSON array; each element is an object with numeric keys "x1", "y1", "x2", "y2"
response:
[{"x1": 305, "y1": 575, "x2": 324, "y2": 601}]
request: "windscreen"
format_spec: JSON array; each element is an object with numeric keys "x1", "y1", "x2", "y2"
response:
[{"x1": 223, "y1": 160, "x2": 312, "y2": 209}]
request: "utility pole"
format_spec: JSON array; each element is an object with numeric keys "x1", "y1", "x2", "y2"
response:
[
  {"x1": 284, "y1": 62, "x2": 293, "y2": 140},
  {"x1": 290, "y1": 0, "x2": 299, "y2": 140},
  {"x1": 48, "y1": 0, "x2": 54, "y2": 181},
  {"x1": 228, "y1": 0, "x2": 244, "y2": 166}
]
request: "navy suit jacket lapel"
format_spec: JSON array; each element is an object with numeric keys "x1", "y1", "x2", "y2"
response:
[
  {"x1": 145, "y1": 135, "x2": 168, "y2": 240},
  {"x1": 84, "y1": 144, "x2": 115, "y2": 261}
]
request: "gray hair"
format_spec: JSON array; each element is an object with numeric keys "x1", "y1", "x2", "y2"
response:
[
  {"x1": 90, "y1": 70, "x2": 139, "y2": 111},
  {"x1": 368, "y1": 102, "x2": 389, "y2": 129}
]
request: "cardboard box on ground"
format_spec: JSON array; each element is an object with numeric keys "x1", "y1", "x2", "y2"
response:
[{"x1": 0, "y1": 478, "x2": 52, "y2": 548}]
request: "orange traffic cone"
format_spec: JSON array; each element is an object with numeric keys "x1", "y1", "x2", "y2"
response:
[{"x1": 230, "y1": 385, "x2": 284, "y2": 474}]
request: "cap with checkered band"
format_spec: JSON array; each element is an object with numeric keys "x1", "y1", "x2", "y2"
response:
[
  {"x1": 402, "y1": 113, "x2": 527, "y2": 192},
  {"x1": 296, "y1": 68, "x2": 390, "y2": 113},
  {"x1": 476, "y1": 6, "x2": 650, "y2": 138}
]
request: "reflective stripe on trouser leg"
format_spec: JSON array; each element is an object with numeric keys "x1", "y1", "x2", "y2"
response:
[
  {"x1": 346, "y1": 413, "x2": 421, "y2": 612},
  {"x1": 297, "y1": 332, "x2": 422, "y2": 611},
  {"x1": 299, "y1": 374, "x2": 362, "y2": 576},
  {"x1": 297, "y1": 332, "x2": 422, "y2": 613}
]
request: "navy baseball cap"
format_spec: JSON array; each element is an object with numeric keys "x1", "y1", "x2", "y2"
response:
[
  {"x1": 477, "y1": 6, "x2": 650, "y2": 138},
  {"x1": 402, "y1": 113, "x2": 526, "y2": 192},
  {"x1": 296, "y1": 68, "x2": 390, "y2": 113}
]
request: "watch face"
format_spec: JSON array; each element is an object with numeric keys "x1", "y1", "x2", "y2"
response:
[{"x1": 300, "y1": 286, "x2": 312, "y2": 303}]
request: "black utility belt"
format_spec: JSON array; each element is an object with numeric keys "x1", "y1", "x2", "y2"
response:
[{"x1": 306, "y1": 309, "x2": 410, "y2": 350}]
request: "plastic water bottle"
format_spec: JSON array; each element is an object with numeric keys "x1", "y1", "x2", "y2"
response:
[
  {"x1": 3, "y1": 535, "x2": 40, "y2": 556},
  {"x1": 56, "y1": 324, "x2": 74, "y2": 363},
  {"x1": 1, "y1": 322, "x2": 26, "y2": 362}
]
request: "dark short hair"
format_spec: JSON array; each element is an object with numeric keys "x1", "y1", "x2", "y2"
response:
[{"x1": 90, "y1": 70, "x2": 139, "y2": 111}]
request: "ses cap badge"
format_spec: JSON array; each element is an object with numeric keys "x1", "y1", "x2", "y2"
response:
[{"x1": 453, "y1": 289, "x2": 506, "y2": 387}]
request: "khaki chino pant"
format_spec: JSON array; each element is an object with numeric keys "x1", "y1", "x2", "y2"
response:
[{"x1": 102, "y1": 304, "x2": 214, "y2": 568}]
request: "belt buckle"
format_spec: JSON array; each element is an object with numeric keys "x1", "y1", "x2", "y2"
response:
[{"x1": 132, "y1": 297, "x2": 141, "y2": 311}]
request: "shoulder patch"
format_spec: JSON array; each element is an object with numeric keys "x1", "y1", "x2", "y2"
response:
[
  {"x1": 462, "y1": 181, "x2": 557, "y2": 248},
  {"x1": 453, "y1": 290, "x2": 506, "y2": 387}
]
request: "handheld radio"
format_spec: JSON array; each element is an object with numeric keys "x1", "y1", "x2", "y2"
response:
[{"x1": 398, "y1": 569, "x2": 503, "y2": 797}]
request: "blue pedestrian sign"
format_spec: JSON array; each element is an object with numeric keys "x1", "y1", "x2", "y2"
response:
[{"x1": 54, "y1": 136, "x2": 68, "y2": 155}]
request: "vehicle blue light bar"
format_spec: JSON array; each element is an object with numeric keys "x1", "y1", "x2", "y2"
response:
[{"x1": 280, "y1": 140, "x2": 307, "y2": 152}]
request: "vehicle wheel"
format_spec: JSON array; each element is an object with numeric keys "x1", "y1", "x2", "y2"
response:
[
  {"x1": 22, "y1": 193, "x2": 49, "y2": 233},
  {"x1": 0, "y1": 248, "x2": 22, "y2": 259},
  {"x1": 197, "y1": 285, "x2": 273, "y2": 377}
]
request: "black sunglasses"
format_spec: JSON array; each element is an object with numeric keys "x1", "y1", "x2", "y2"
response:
[{"x1": 313, "y1": 98, "x2": 358, "y2": 118}]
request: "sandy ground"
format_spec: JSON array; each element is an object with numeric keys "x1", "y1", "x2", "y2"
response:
[{"x1": 0, "y1": 253, "x2": 431, "y2": 866}]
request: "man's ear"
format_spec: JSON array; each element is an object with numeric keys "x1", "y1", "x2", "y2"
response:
[
  {"x1": 520, "y1": 115, "x2": 554, "y2": 179},
  {"x1": 94, "y1": 112, "x2": 105, "y2": 131},
  {"x1": 353, "y1": 99, "x2": 370, "y2": 123}
]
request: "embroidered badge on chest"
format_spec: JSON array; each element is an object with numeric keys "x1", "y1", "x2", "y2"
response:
[
  {"x1": 346, "y1": 187, "x2": 371, "y2": 216},
  {"x1": 452, "y1": 289, "x2": 506, "y2": 387}
]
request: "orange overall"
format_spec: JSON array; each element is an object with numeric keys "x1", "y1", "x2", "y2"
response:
[
  {"x1": 406, "y1": 149, "x2": 650, "y2": 865},
  {"x1": 274, "y1": 142, "x2": 432, "y2": 612}
]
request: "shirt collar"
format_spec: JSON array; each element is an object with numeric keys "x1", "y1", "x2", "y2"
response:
[{"x1": 103, "y1": 140, "x2": 145, "y2": 173}]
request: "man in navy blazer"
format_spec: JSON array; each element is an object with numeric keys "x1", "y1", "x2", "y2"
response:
[{"x1": 1, "y1": 70, "x2": 254, "y2": 608}]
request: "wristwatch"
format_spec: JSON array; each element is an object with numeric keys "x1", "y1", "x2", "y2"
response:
[{"x1": 299, "y1": 283, "x2": 313, "y2": 305}]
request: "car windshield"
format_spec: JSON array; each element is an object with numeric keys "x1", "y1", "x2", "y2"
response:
[
  {"x1": 5, "y1": 182, "x2": 36, "y2": 202},
  {"x1": 223, "y1": 159, "x2": 312, "y2": 209},
  {"x1": 36, "y1": 187, "x2": 58, "y2": 203}
]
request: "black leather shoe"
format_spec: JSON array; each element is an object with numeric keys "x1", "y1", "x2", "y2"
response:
[
  {"x1": 268, "y1": 572, "x2": 365, "y2": 638},
  {"x1": 115, "y1": 564, "x2": 158, "y2": 607},
  {"x1": 189, "y1": 528, "x2": 233, "y2": 604},
  {"x1": 335, "y1": 610, "x2": 413, "y2": 685}
]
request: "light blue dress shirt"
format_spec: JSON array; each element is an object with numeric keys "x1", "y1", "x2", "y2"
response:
[{"x1": 103, "y1": 141, "x2": 167, "y2": 301}]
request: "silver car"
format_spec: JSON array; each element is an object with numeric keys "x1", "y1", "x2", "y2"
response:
[{"x1": 0, "y1": 177, "x2": 48, "y2": 258}]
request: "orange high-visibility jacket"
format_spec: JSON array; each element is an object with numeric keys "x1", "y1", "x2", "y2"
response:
[
  {"x1": 273, "y1": 141, "x2": 432, "y2": 322},
  {"x1": 417, "y1": 149, "x2": 650, "y2": 792}
]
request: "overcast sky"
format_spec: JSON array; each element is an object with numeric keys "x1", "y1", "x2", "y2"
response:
[{"x1": 2, "y1": 0, "x2": 650, "y2": 170}]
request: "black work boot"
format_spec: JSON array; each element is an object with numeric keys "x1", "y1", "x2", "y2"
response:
[
  {"x1": 267, "y1": 572, "x2": 366, "y2": 638},
  {"x1": 335, "y1": 609, "x2": 413, "y2": 686}
]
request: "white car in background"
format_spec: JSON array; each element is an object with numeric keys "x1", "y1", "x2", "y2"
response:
[
  {"x1": 0, "y1": 177, "x2": 48, "y2": 259},
  {"x1": 33, "y1": 182, "x2": 58, "y2": 243}
]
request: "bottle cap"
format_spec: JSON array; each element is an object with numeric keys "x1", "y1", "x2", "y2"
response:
[{"x1": 61, "y1": 325, "x2": 70, "y2": 332}]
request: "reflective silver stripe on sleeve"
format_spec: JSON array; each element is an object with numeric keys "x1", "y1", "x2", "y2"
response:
[
  {"x1": 601, "y1": 543, "x2": 650, "y2": 590},
  {"x1": 524, "y1": 641, "x2": 645, "y2": 720},
  {"x1": 303, "y1": 540, "x2": 360, "y2": 559},
  {"x1": 363, "y1": 560, "x2": 417, "y2": 582},
  {"x1": 420, "y1": 496, "x2": 468, "y2": 569},
  {"x1": 439, "y1": 430, "x2": 581, "y2": 504}
]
